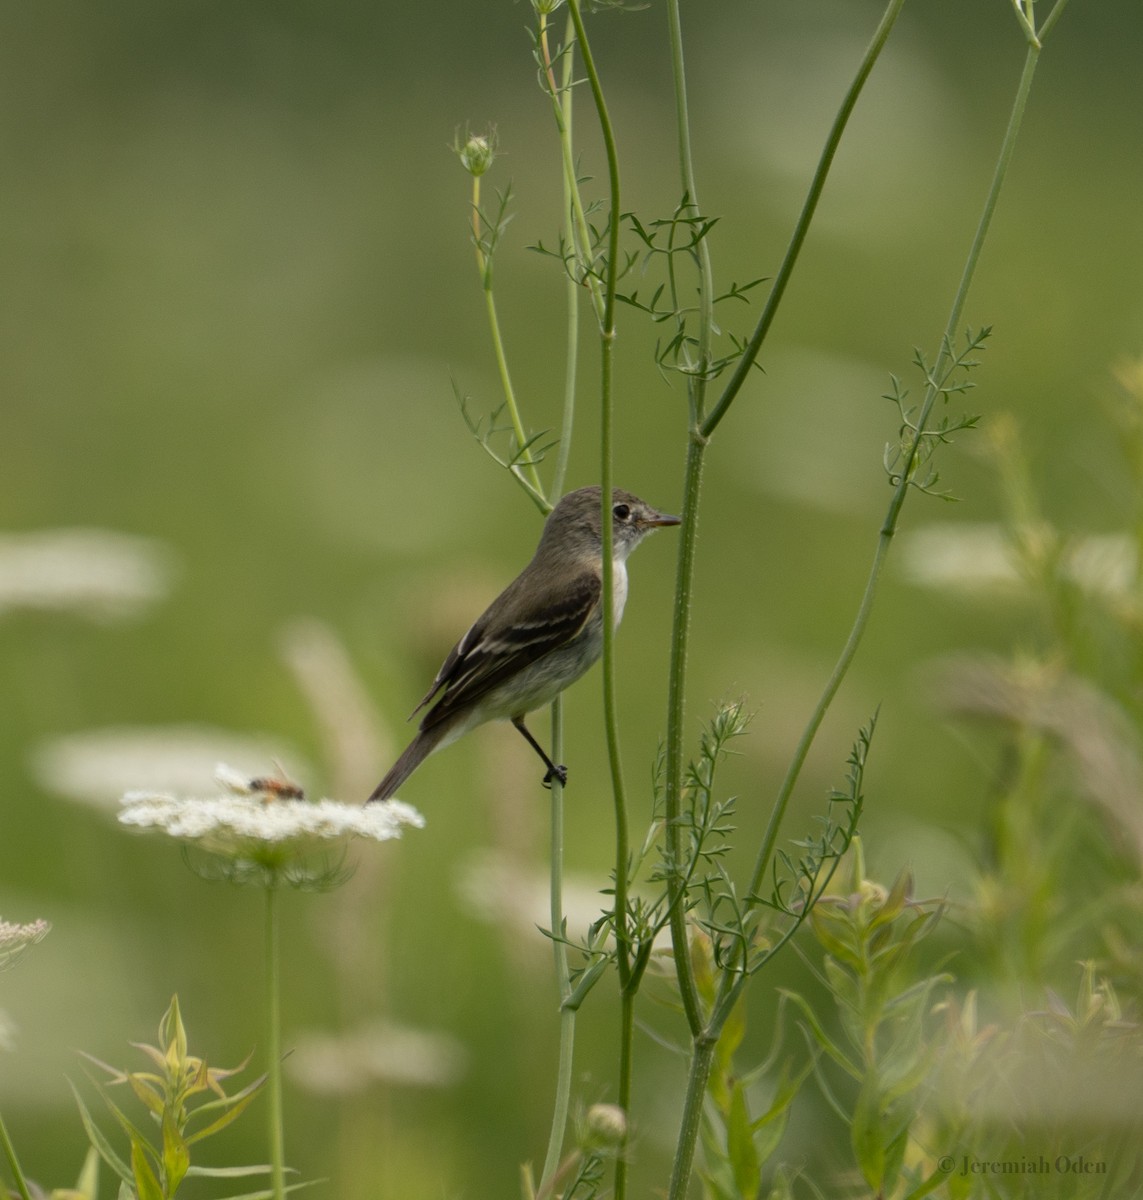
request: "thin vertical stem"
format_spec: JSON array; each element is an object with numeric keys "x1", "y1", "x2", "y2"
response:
[
  {"x1": 663, "y1": 434, "x2": 707, "y2": 1038},
  {"x1": 614, "y1": 989, "x2": 636, "y2": 1199},
  {"x1": 661, "y1": 1, "x2": 921, "y2": 1195},
  {"x1": 565, "y1": 8, "x2": 632, "y2": 1197},
  {"x1": 265, "y1": 884, "x2": 286, "y2": 1200},
  {"x1": 539, "y1": 17, "x2": 582, "y2": 1182},
  {"x1": 540, "y1": 697, "x2": 575, "y2": 1186},
  {"x1": 472, "y1": 174, "x2": 549, "y2": 509},
  {"x1": 659, "y1": 0, "x2": 714, "y2": 1033},
  {"x1": 745, "y1": 512, "x2": 893, "y2": 905},
  {"x1": 550, "y1": 11, "x2": 580, "y2": 501},
  {"x1": 1038, "y1": 0, "x2": 1071, "y2": 43},
  {"x1": 666, "y1": 1037, "x2": 717, "y2": 1200},
  {"x1": 666, "y1": 0, "x2": 714, "y2": 426},
  {"x1": 565, "y1": 0, "x2": 626, "y2": 987},
  {"x1": 0, "y1": 1113, "x2": 33, "y2": 1200},
  {"x1": 560, "y1": 1, "x2": 620, "y2": 326},
  {"x1": 664, "y1": 0, "x2": 909, "y2": 1047},
  {"x1": 540, "y1": 11, "x2": 606, "y2": 326}
]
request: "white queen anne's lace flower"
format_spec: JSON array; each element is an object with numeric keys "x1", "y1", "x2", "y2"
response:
[
  {"x1": 0, "y1": 918, "x2": 51, "y2": 970},
  {"x1": 119, "y1": 770, "x2": 423, "y2": 884}
]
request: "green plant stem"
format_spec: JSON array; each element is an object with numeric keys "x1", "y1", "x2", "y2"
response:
[
  {"x1": 661, "y1": 4, "x2": 920, "y2": 1196},
  {"x1": 540, "y1": 698, "x2": 575, "y2": 1187},
  {"x1": 666, "y1": 1036, "x2": 717, "y2": 1200},
  {"x1": 701, "y1": 0, "x2": 908, "y2": 441},
  {"x1": 551, "y1": 11, "x2": 580, "y2": 500},
  {"x1": 566, "y1": 0, "x2": 626, "y2": 983},
  {"x1": 747, "y1": 20, "x2": 1046, "y2": 906},
  {"x1": 472, "y1": 174, "x2": 548, "y2": 508},
  {"x1": 566, "y1": 6, "x2": 633, "y2": 1196},
  {"x1": 540, "y1": 12, "x2": 606, "y2": 325},
  {"x1": 615, "y1": 988, "x2": 635, "y2": 1198},
  {"x1": 0, "y1": 1112, "x2": 33, "y2": 1200},
  {"x1": 665, "y1": 0, "x2": 714, "y2": 427},
  {"x1": 658, "y1": 0, "x2": 727, "y2": 1045},
  {"x1": 700, "y1": 21, "x2": 1061, "y2": 1190},
  {"x1": 265, "y1": 884, "x2": 286, "y2": 1200},
  {"x1": 658, "y1": 0, "x2": 715, "y2": 1040},
  {"x1": 538, "y1": 27, "x2": 580, "y2": 1180},
  {"x1": 663, "y1": 0, "x2": 908, "y2": 1052},
  {"x1": 1038, "y1": 0, "x2": 1071, "y2": 42},
  {"x1": 663, "y1": 433, "x2": 707, "y2": 1039},
  {"x1": 744, "y1": 528, "x2": 889, "y2": 909}
]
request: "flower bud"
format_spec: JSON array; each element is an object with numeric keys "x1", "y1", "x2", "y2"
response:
[
  {"x1": 583, "y1": 1103, "x2": 627, "y2": 1152},
  {"x1": 455, "y1": 129, "x2": 496, "y2": 178}
]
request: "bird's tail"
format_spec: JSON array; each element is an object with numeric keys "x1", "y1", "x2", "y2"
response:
[{"x1": 366, "y1": 727, "x2": 442, "y2": 804}]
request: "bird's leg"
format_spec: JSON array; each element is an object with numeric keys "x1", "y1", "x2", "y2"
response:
[{"x1": 511, "y1": 716, "x2": 568, "y2": 788}]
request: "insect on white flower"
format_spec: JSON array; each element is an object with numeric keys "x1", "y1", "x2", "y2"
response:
[{"x1": 215, "y1": 761, "x2": 306, "y2": 802}]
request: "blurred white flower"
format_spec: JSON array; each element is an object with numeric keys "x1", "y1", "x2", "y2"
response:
[
  {"x1": 32, "y1": 725, "x2": 303, "y2": 812},
  {"x1": 900, "y1": 523, "x2": 1138, "y2": 601},
  {"x1": 457, "y1": 849, "x2": 608, "y2": 946},
  {"x1": 289, "y1": 1019, "x2": 466, "y2": 1094},
  {"x1": 119, "y1": 790, "x2": 423, "y2": 862},
  {"x1": 0, "y1": 917, "x2": 51, "y2": 970},
  {"x1": 898, "y1": 523, "x2": 1022, "y2": 593},
  {"x1": 0, "y1": 527, "x2": 174, "y2": 621},
  {"x1": 456, "y1": 850, "x2": 674, "y2": 963}
]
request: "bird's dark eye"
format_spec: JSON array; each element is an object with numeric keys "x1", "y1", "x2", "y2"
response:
[{"x1": 613, "y1": 503, "x2": 631, "y2": 521}]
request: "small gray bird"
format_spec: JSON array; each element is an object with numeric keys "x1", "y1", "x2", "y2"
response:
[{"x1": 366, "y1": 486, "x2": 679, "y2": 802}]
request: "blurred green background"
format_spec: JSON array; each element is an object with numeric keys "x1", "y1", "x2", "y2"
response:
[{"x1": 1, "y1": 0, "x2": 1141, "y2": 1194}]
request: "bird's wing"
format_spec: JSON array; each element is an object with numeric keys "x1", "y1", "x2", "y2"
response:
[{"x1": 413, "y1": 571, "x2": 602, "y2": 729}]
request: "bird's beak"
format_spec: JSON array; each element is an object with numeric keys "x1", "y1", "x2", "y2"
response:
[{"x1": 644, "y1": 510, "x2": 681, "y2": 528}]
